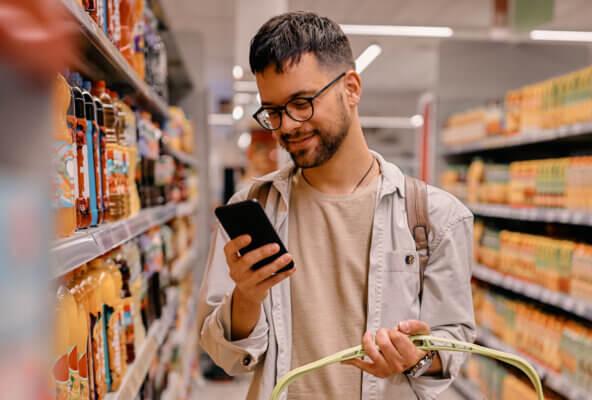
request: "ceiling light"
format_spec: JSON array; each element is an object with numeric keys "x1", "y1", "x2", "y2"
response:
[
  {"x1": 237, "y1": 132, "x2": 252, "y2": 149},
  {"x1": 233, "y1": 65, "x2": 244, "y2": 80},
  {"x1": 232, "y1": 106, "x2": 245, "y2": 121},
  {"x1": 341, "y1": 24, "x2": 453, "y2": 38},
  {"x1": 208, "y1": 113, "x2": 233, "y2": 126},
  {"x1": 355, "y1": 44, "x2": 382, "y2": 74},
  {"x1": 234, "y1": 81, "x2": 258, "y2": 92},
  {"x1": 530, "y1": 30, "x2": 592, "y2": 42}
]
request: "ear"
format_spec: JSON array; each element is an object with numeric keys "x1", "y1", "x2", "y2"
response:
[{"x1": 343, "y1": 70, "x2": 362, "y2": 106}]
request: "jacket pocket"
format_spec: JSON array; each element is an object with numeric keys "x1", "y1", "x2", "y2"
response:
[{"x1": 385, "y1": 250, "x2": 419, "y2": 272}]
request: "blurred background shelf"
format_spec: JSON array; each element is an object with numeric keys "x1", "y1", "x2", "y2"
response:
[
  {"x1": 443, "y1": 122, "x2": 592, "y2": 156},
  {"x1": 476, "y1": 328, "x2": 589, "y2": 400},
  {"x1": 469, "y1": 203, "x2": 592, "y2": 226},
  {"x1": 472, "y1": 264, "x2": 592, "y2": 321}
]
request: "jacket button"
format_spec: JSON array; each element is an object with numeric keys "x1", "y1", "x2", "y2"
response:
[
  {"x1": 242, "y1": 355, "x2": 252, "y2": 366},
  {"x1": 405, "y1": 255, "x2": 415, "y2": 265}
]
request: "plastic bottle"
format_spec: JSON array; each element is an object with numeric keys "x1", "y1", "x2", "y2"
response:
[
  {"x1": 93, "y1": 81, "x2": 120, "y2": 222},
  {"x1": 53, "y1": 74, "x2": 78, "y2": 238},
  {"x1": 119, "y1": 0, "x2": 134, "y2": 65},
  {"x1": 53, "y1": 289, "x2": 71, "y2": 400},
  {"x1": 81, "y1": 81, "x2": 102, "y2": 227},
  {"x1": 131, "y1": 0, "x2": 145, "y2": 79},
  {"x1": 93, "y1": 95, "x2": 110, "y2": 222},
  {"x1": 119, "y1": 100, "x2": 140, "y2": 216},
  {"x1": 56, "y1": 285, "x2": 80, "y2": 400},
  {"x1": 107, "y1": 0, "x2": 122, "y2": 47},
  {"x1": 69, "y1": 74, "x2": 92, "y2": 229},
  {"x1": 68, "y1": 270, "x2": 90, "y2": 400}
]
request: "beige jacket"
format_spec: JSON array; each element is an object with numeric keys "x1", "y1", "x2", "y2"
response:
[{"x1": 197, "y1": 152, "x2": 476, "y2": 400}]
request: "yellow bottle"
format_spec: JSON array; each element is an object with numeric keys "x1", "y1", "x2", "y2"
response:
[
  {"x1": 69, "y1": 269, "x2": 91, "y2": 400},
  {"x1": 53, "y1": 288, "x2": 71, "y2": 400}
]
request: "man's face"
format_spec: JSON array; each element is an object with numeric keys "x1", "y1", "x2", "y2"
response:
[{"x1": 255, "y1": 54, "x2": 352, "y2": 168}]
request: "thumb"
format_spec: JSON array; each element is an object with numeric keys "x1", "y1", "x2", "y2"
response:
[{"x1": 398, "y1": 320, "x2": 430, "y2": 335}]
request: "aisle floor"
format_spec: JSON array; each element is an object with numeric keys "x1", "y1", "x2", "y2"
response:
[{"x1": 192, "y1": 375, "x2": 466, "y2": 399}]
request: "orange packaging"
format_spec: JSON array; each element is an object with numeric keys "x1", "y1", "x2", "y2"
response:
[{"x1": 53, "y1": 74, "x2": 78, "y2": 238}]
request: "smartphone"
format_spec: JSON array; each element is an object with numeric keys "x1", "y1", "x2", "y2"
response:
[{"x1": 215, "y1": 199, "x2": 294, "y2": 272}]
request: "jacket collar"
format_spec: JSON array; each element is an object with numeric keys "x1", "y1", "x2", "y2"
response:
[{"x1": 253, "y1": 149, "x2": 405, "y2": 201}]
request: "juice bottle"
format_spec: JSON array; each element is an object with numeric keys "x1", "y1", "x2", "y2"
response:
[
  {"x1": 81, "y1": 81, "x2": 102, "y2": 227},
  {"x1": 131, "y1": 0, "x2": 145, "y2": 79},
  {"x1": 105, "y1": 254, "x2": 128, "y2": 388},
  {"x1": 68, "y1": 270, "x2": 91, "y2": 400},
  {"x1": 112, "y1": 94, "x2": 132, "y2": 217},
  {"x1": 69, "y1": 74, "x2": 92, "y2": 229},
  {"x1": 86, "y1": 262, "x2": 110, "y2": 399},
  {"x1": 93, "y1": 82, "x2": 120, "y2": 222},
  {"x1": 119, "y1": 0, "x2": 134, "y2": 65},
  {"x1": 53, "y1": 288, "x2": 71, "y2": 400},
  {"x1": 53, "y1": 74, "x2": 78, "y2": 238},
  {"x1": 60, "y1": 283, "x2": 82, "y2": 400},
  {"x1": 94, "y1": 95, "x2": 111, "y2": 222},
  {"x1": 119, "y1": 100, "x2": 140, "y2": 216},
  {"x1": 113, "y1": 251, "x2": 136, "y2": 364}
]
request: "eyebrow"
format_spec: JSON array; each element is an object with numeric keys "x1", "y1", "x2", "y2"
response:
[{"x1": 261, "y1": 89, "x2": 316, "y2": 107}]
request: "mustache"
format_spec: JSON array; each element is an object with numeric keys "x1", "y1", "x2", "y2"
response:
[{"x1": 280, "y1": 130, "x2": 319, "y2": 142}]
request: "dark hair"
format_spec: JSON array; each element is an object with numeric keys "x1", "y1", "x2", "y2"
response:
[{"x1": 249, "y1": 11, "x2": 355, "y2": 74}]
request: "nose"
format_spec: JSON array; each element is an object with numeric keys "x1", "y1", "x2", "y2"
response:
[{"x1": 280, "y1": 110, "x2": 303, "y2": 134}]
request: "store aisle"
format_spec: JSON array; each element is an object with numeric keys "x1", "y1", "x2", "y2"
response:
[{"x1": 192, "y1": 376, "x2": 466, "y2": 400}]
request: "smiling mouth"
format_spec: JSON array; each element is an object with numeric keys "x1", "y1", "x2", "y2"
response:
[{"x1": 284, "y1": 133, "x2": 315, "y2": 144}]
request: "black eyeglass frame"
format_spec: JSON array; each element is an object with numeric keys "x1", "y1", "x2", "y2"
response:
[{"x1": 252, "y1": 71, "x2": 347, "y2": 131}]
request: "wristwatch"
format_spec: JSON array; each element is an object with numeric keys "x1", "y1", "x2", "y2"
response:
[{"x1": 404, "y1": 351, "x2": 436, "y2": 378}]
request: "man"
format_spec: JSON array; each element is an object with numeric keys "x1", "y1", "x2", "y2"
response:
[{"x1": 198, "y1": 11, "x2": 475, "y2": 400}]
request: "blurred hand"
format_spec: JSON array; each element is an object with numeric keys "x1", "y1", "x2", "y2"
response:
[
  {"x1": 344, "y1": 320, "x2": 436, "y2": 378},
  {"x1": 0, "y1": 0, "x2": 78, "y2": 84},
  {"x1": 224, "y1": 234, "x2": 295, "y2": 306}
]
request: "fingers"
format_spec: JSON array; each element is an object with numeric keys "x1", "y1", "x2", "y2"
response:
[
  {"x1": 223, "y1": 235, "x2": 251, "y2": 261},
  {"x1": 376, "y1": 328, "x2": 405, "y2": 372},
  {"x1": 257, "y1": 265, "x2": 296, "y2": 291},
  {"x1": 249, "y1": 253, "x2": 293, "y2": 285},
  {"x1": 361, "y1": 331, "x2": 390, "y2": 378},
  {"x1": 398, "y1": 320, "x2": 430, "y2": 335},
  {"x1": 389, "y1": 329, "x2": 423, "y2": 371},
  {"x1": 240, "y1": 243, "x2": 280, "y2": 270}
]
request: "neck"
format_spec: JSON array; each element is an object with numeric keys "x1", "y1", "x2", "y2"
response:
[{"x1": 302, "y1": 118, "x2": 376, "y2": 195}]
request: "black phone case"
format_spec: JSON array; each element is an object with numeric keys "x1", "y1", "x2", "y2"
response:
[{"x1": 215, "y1": 199, "x2": 294, "y2": 272}]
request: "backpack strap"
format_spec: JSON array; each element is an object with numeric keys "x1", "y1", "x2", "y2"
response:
[
  {"x1": 247, "y1": 180, "x2": 273, "y2": 207},
  {"x1": 404, "y1": 175, "x2": 431, "y2": 302}
]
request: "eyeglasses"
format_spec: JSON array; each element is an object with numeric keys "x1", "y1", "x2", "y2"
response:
[{"x1": 252, "y1": 72, "x2": 346, "y2": 131}]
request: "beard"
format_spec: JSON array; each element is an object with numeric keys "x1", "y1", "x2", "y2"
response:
[{"x1": 280, "y1": 104, "x2": 351, "y2": 169}]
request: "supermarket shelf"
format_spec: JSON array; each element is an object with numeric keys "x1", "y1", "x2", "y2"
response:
[
  {"x1": 61, "y1": 0, "x2": 169, "y2": 118},
  {"x1": 164, "y1": 146, "x2": 200, "y2": 169},
  {"x1": 51, "y1": 201, "x2": 194, "y2": 278},
  {"x1": 443, "y1": 122, "x2": 592, "y2": 156},
  {"x1": 171, "y1": 243, "x2": 200, "y2": 280},
  {"x1": 105, "y1": 295, "x2": 178, "y2": 400},
  {"x1": 470, "y1": 203, "x2": 592, "y2": 226},
  {"x1": 473, "y1": 264, "x2": 592, "y2": 321},
  {"x1": 476, "y1": 328, "x2": 589, "y2": 400},
  {"x1": 452, "y1": 376, "x2": 484, "y2": 400}
]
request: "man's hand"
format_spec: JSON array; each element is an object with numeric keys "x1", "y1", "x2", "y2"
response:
[
  {"x1": 224, "y1": 235, "x2": 295, "y2": 340},
  {"x1": 344, "y1": 320, "x2": 442, "y2": 378}
]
